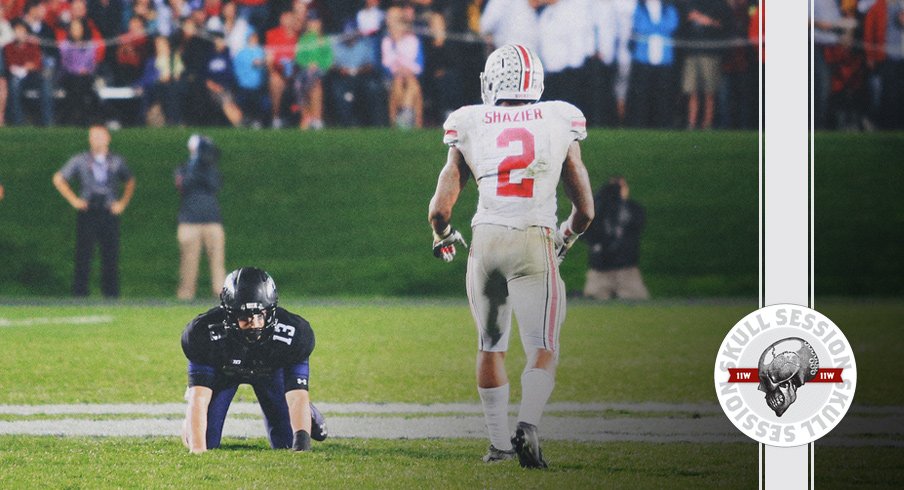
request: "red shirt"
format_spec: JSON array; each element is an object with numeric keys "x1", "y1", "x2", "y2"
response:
[
  {"x1": 265, "y1": 26, "x2": 298, "y2": 67},
  {"x1": 3, "y1": 40, "x2": 41, "y2": 71}
]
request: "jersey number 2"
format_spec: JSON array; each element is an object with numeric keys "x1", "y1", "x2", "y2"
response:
[{"x1": 496, "y1": 128, "x2": 535, "y2": 198}]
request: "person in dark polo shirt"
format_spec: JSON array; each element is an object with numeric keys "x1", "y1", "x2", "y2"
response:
[{"x1": 52, "y1": 124, "x2": 136, "y2": 298}]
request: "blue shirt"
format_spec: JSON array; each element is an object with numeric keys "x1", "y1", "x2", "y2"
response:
[
  {"x1": 206, "y1": 49, "x2": 236, "y2": 89},
  {"x1": 631, "y1": 2, "x2": 680, "y2": 66},
  {"x1": 332, "y1": 37, "x2": 378, "y2": 72},
  {"x1": 233, "y1": 45, "x2": 266, "y2": 89}
]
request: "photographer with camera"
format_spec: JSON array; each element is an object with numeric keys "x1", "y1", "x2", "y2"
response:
[
  {"x1": 52, "y1": 124, "x2": 136, "y2": 298},
  {"x1": 175, "y1": 134, "x2": 226, "y2": 301}
]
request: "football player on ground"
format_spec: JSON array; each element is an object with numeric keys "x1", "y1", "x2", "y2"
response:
[
  {"x1": 428, "y1": 44, "x2": 595, "y2": 469},
  {"x1": 181, "y1": 267, "x2": 327, "y2": 453}
]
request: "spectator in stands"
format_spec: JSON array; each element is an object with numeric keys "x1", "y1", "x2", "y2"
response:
[
  {"x1": 233, "y1": 30, "x2": 267, "y2": 127},
  {"x1": 189, "y1": 5, "x2": 211, "y2": 33},
  {"x1": 4, "y1": 19, "x2": 44, "y2": 126},
  {"x1": 717, "y1": 0, "x2": 757, "y2": 129},
  {"x1": 293, "y1": 13, "x2": 331, "y2": 130},
  {"x1": 175, "y1": 134, "x2": 226, "y2": 301},
  {"x1": 204, "y1": 0, "x2": 223, "y2": 19},
  {"x1": 582, "y1": 176, "x2": 650, "y2": 301},
  {"x1": 357, "y1": 0, "x2": 385, "y2": 38},
  {"x1": 827, "y1": 5, "x2": 870, "y2": 130},
  {"x1": 863, "y1": 0, "x2": 904, "y2": 129},
  {"x1": 235, "y1": 0, "x2": 269, "y2": 35},
  {"x1": 329, "y1": 19, "x2": 386, "y2": 127},
  {"x1": 218, "y1": 1, "x2": 253, "y2": 58},
  {"x1": 627, "y1": 0, "x2": 679, "y2": 128},
  {"x1": 114, "y1": 17, "x2": 150, "y2": 86},
  {"x1": 680, "y1": 0, "x2": 730, "y2": 130},
  {"x1": 59, "y1": 19, "x2": 99, "y2": 125},
  {"x1": 613, "y1": 0, "x2": 637, "y2": 125},
  {"x1": 480, "y1": 0, "x2": 539, "y2": 51},
  {"x1": 265, "y1": 9, "x2": 299, "y2": 128},
  {"x1": 382, "y1": 3, "x2": 423, "y2": 128},
  {"x1": 23, "y1": 0, "x2": 56, "y2": 126},
  {"x1": 204, "y1": 31, "x2": 243, "y2": 126},
  {"x1": 155, "y1": 0, "x2": 191, "y2": 38},
  {"x1": 139, "y1": 34, "x2": 185, "y2": 125},
  {"x1": 0, "y1": 3, "x2": 13, "y2": 127},
  {"x1": 43, "y1": 0, "x2": 70, "y2": 30},
  {"x1": 129, "y1": 0, "x2": 159, "y2": 35},
  {"x1": 88, "y1": 0, "x2": 124, "y2": 75},
  {"x1": 52, "y1": 124, "x2": 136, "y2": 298},
  {"x1": 180, "y1": 19, "x2": 215, "y2": 125},
  {"x1": 813, "y1": 0, "x2": 845, "y2": 129},
  {"x1": 536, "y1": 0, "x2": 596, "y2": 112},
  {"x1": 422, "y1": 10, "x2": 464, "y2": 125},
  {"x1": 589, "y1": 0, "x2": 621, "y2": 127},
  {"x1": 60, "y1": 0, "x2": 106, "y2": 70}
]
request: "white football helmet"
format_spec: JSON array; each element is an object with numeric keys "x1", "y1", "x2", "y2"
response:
[{"x1": 480, "y1": 44, "x2": 544, "y2": 106}]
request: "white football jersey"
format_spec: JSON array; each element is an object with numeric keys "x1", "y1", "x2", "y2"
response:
[{"x1": 443, "y1": 100, "x2": 587, "y2": 230}]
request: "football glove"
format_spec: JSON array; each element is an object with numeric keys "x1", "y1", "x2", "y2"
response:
[
  {"x1": 432, "y1": 225, "x2": 468, "y2": 262},
  {"x1": 555, "y1": 220, "x2": 582, "y2": 265}
]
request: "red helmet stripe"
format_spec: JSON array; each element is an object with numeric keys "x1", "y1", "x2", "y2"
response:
[{"x1": 514, "y1": 44, "x2": 532, "y2": 92}]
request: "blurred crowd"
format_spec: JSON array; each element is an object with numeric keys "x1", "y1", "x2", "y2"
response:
[{"x1": 0, "y1": 0, "x2": 899, "y2": 130}]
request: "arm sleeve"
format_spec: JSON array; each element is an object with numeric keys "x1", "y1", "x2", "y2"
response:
[
  {"x1": 187, "y1": 360, "x2": 218, "y2": 388},
  {"x1": 283, "y1": 360, "x2": 310, "y2": 393},
  {"x1": 58, "y1": 155, "x2": 81, "y2": 181}
]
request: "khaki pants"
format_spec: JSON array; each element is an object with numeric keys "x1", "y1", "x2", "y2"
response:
[
  {"x1": 583, "y1": 267, "x2": 650, "y2": 301},
  {"x1": 177, "y1": 223, "x2": 226, "y2": 300}
]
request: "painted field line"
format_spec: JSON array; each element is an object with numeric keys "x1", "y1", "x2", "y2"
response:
[
  {"x1": 0, "y1": 402, "x2": 724, "y2": 416},
  {"x1": 0, "y1": 315, "x2": 115, "y2": 327},
  {"x1": 0, "y1": 414, "x2": 900, "y2": 447},
  {"x1": 1, "y1": 402, "x2": 900, "y2": 416}
]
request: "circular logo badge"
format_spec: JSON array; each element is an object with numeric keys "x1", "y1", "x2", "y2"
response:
[{"x1": 713, "y1": 304, "x2": 857, "y2": 447}]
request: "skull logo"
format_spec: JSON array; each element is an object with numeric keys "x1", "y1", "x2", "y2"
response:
[{"x1": 757, "y1": 338, "x2": 819, "y2": 417}]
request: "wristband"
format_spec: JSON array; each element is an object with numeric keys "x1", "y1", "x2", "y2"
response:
[{"x1": 432, "y1": 224, "x2": 451, "y2": 242}]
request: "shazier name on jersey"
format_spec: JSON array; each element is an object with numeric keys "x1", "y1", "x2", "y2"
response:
[{"x1": 443, "y1": 100, "x2": 587, "y2": 230}]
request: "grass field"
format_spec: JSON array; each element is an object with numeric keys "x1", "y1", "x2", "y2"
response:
[
  {"x1": 0, "y1": 127, "x2": 762, "y2": 298},
  {"x1": 0, "y1": 299, "x2": 901, "y2": 488},
  {"x1": 1, "y1": 128, "x2": 899, "y2": 298},
  {"x1": 1, "y1": 127, "x2": 902, "y2": 487}
]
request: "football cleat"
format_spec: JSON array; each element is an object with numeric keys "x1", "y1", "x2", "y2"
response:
[
  {"x1": 310, "y1": 403, "x2": 328, "y2": 442},
  {"x1": 511, "y1": 422, "x2": 548, "y2": 469},
  {"x1": 482, "y1": 445, "x2": 516, "y2": 463}
]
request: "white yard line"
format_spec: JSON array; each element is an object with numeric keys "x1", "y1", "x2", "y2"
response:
[
  {"x1": 0, "y1": 402, "x2": 724, "y2": 416},
  {"x1": 0, "y1": 403, "x2": 900, "y2": 446},
  {"x1": 0, "y1": 315, "x2": 115, "y2": 327}
]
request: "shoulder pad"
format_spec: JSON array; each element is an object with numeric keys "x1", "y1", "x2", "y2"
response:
[
  {"x1": 550, "y1": 101, "x2": 588, "y2": 142},
  {"x1": 442, "y1": 105, "x2": 481, "y2": 147}
]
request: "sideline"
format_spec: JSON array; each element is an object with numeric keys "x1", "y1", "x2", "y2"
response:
[
  {"x1": 0, "y1": 403, "x2": 899, "y2": 447},
  {"x1": 0, "y1": 315, "x2": 115, "y2": 327}
]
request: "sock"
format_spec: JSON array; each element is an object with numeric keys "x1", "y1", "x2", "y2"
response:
[
  {"x1": 478, "y1": 384, "x2": 512, "y2": 451},
  {"x1": 517, "y1": 368, "x2": 555, "y2": 427}
]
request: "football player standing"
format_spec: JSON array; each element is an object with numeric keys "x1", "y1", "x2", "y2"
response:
[
  {"x1": 181, "y1": 267, "x2": 327, "y2": 453},
  {"x1": 428, "y1": 44, "x2": 595, "y2": 468}
]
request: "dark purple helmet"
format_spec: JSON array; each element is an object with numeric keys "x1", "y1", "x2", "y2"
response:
[{"x1": 220, "y1": 267, "x2": 279, "y2": 343}]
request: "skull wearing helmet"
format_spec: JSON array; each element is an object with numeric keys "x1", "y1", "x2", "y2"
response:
[{"x1": 757, "y1": 338, "x2": 819, "y2": 417}]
